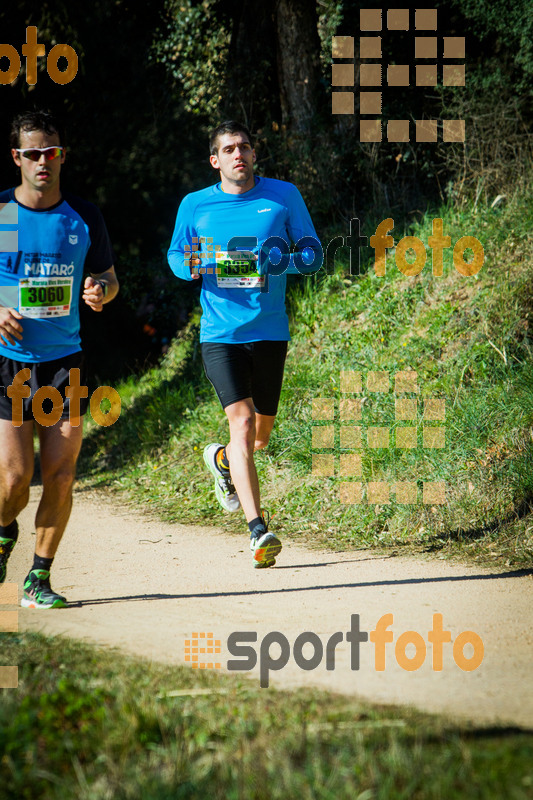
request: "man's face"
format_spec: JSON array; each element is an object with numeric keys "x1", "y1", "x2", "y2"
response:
[
  {"x1": 209, "y1": 132, "x2": 256, "y2": 190},
  {"x1": 11, "y1": 129, "x2": 65, "y2": 194}
]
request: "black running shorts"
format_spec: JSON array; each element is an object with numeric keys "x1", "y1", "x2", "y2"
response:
[
  {"x1": 201, "y1": 341, "x2": 288, "y2": 415},
  {"x1": 0, "y1": 351, "x2": 89, "y2": 423}
]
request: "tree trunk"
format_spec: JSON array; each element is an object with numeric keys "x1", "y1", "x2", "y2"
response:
[
  {"x1": 276, "y1": 0, "x2": 321, "y2": 133},
  {"x1": 224, "y1": 0, "x2": 280, "y2": 125}
]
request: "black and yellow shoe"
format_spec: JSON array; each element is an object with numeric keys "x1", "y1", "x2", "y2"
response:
[
  {"x1": 203, "y1": 443, "x2": 241, "y2": 512},
  {"x1": 21, "y1": 569, "x2": 67, "y2": 609}
]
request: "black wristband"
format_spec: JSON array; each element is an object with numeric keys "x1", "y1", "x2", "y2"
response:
[{"x1": 95, "y1": 280, "x2": 108, "y2": 298}]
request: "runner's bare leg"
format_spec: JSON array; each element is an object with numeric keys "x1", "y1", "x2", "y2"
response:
[
  {"x1": 225, "y1": 402, "x2": 278, "y2": 522},
  {"x1": 34, "y1": 419, "x2": 84, "y2": 557},
  {"x1": 0, "y1": 418, "x2": 34, "y2": 525},
  {"x1": 225, "y1": 398, "x2": 261, "y2": 522},
  {"x1": 254, "y1": 413, "x2": 276, "y2": 451}
]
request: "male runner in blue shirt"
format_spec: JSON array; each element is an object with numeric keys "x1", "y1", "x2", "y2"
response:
[
  {"x1": 168, "y1": 120, "x2": 320, "y2": 568},
  {"x1": 0, "y1": 110, "x2": 119, "y2": 607}
]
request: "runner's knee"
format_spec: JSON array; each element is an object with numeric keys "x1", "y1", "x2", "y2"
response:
[
  {"x1": 254, "y1": 437, "x2": 270, "y2": 450},
  {"x1": 0, "y1": 471, "x2": 32, "y2": 517},
  {"x1": 41, "y1": 465, "x2": 76, "y2": 499},
  {"x1": 229, "y1": 412, "x2": 256, "y2": 446}
]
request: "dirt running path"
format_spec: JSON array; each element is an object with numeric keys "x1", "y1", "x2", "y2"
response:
[{"x1": 8, "y1": 487, "x2": 533, "y2": 728}]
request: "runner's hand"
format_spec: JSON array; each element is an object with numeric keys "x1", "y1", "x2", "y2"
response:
[
  {"x1": 0, "y1": 306, "x2": 23, "y2": 345},
  {"x1": 82, "y1": 276, "x2": 105, "y2": 312},
  {"x1": 189, "y1": 256, "x2": 201, "y2": 280}
]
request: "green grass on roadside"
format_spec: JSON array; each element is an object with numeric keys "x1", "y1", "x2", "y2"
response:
[
  {"x1": 78, "y1": 188, "x2": 533, "y2": 568},
  {"x1": 1, "y1": 632, "x2": 532, "y2": 800}
]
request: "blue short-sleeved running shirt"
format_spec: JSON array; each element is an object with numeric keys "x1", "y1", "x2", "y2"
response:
[
  {"x1": 167, "y1": 176, "x2": 319, "y2": 343},
  {"x1": 0, "y1": 188, "x2": 114, "y2": 363}
]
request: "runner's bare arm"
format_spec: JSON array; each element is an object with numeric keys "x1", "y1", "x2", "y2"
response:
[
  {"x1": 0, "y1": 306, "x2": 23, "y2": 345},
  {"x1": 83, "y1": 265, "x2": 119, "y2": 312}
]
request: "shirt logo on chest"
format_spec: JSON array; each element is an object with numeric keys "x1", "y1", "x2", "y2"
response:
[{"x1": 68, "y1": 234, "x2": 78, "y2": 245}]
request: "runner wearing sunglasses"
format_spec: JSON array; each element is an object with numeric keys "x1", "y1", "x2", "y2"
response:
[
  {"x1": 168, "y1": 120, "x2": 320, "y2": 568},
  {"x1": 0, "y1": 110, "x2": 119, "y2": 608}
]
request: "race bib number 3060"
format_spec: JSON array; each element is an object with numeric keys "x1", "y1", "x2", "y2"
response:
[{"x1": 19, "y1": 277, "x2": 73, "y2": 318}]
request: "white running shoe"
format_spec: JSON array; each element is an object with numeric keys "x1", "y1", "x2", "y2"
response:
[
  {"x1": 250, "y1": 530, "x2": 282, "y2": 569},
  {"x1": 203, "y1": 443, "x2": 241, "y2": 512}
]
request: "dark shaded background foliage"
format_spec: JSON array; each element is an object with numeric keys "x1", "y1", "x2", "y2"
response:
[{"x1": 0, "y1": 0, "x2": 531, "y2": 380}]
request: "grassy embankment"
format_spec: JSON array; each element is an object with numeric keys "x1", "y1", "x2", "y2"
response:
[
  {"x1": 1, "y1": 632, "x2": 532, "y2": 799},
  {"x1": 78, "y1": 188, "x2": 533, "y2": 567}
]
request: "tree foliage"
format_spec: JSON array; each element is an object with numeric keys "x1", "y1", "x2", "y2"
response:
[
  {"x1": 450, "y1": 0, "x2": 533, "y2": 100},
  {"x1": 150, "y1": 0, "x2": 230, "y2": 118},
  {"x1": 0, "y1": 0, "x2": 531, "y2": 371}
]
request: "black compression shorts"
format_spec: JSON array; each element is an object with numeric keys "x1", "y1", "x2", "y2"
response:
[
  {"x1": 201, "y1": 341, "x2": 288, "y2": 415},
  {"x1": 0, "y1": 351, "x2": 89, "y2": 423}
]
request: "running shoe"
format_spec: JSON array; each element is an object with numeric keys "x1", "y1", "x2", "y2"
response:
[
  {"x1": 203, "y1": 443, "x2": 241, "y2": 512},
  {"x1": 21, "y1": 569, "x2": 67, "y2": 609},
  {"x1": 250, "y1": 524, "x2": 282, "y2": 569},
  {"x1": 0, "y1": 522, "x2": 18, "y2": 584}
]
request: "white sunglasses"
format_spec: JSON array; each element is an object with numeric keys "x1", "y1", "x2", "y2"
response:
[{"x1": 15, "y1": 146, "x2": 65, "y2": 162}]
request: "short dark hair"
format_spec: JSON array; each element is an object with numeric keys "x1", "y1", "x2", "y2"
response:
[
  {"x1": 209, "y1": 120, "x2": 253, "y2": 155},
  {"x1": 10, "y1": 110, "x2": 65, "y2": 149}
]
